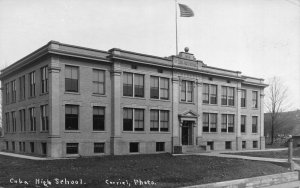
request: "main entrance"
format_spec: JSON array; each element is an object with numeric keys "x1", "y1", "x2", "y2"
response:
[{"x1": 182, "y1": 121, "x2": 193, "y2": 145}]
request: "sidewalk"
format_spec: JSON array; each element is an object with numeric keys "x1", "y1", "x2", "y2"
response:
[
  {"x1": 0, "y1": 151, "x2": 69, "y2": 160},
  {"x1": 174, "y1": 148, "x2": 300, "y2": 170}
]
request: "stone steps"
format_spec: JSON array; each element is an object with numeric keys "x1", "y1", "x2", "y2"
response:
[{"x1": 182, "y1": 171, "x2": 300, "y2": 188}]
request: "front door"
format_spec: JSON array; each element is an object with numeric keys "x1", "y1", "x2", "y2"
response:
[{"x1": 182, "y1": 121, "x2": 193, "y2": 145}]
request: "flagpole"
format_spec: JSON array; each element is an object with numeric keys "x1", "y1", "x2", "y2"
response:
[{"x1": 175, "y1": 0, "x2": 178, "y2": 55}]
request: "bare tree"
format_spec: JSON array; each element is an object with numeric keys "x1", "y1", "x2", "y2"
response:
[{"x1": 265, "y1": 77, "x2": 289, "y2": 144}]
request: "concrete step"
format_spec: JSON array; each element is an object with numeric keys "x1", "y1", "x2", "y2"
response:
[
  {"x1": 182, "y1": 146, "x2": 206, "y2": 153},
  {"x1": 264, "y1": 180, "x2": 300, "y2": 188}
]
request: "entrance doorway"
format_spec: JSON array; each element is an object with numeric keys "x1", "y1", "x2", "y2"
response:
[{"x1": 182, "y1": 121, "x2": 193, "y2": 145}]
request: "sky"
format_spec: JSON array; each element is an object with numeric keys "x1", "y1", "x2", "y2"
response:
[{"x1": 0, "y1": 0, "x2": 299, "y2": 110}]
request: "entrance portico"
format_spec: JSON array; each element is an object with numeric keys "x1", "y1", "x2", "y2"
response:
[{"x1": 178, "y1": 110, "x2": 199, "y2": 146}]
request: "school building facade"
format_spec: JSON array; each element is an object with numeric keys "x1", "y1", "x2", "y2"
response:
[{"x1": 0, "y1": 41, "x2": 267, "y2": 158}]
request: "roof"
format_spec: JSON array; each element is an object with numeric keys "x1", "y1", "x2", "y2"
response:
[{"x1": 0, "y1": 41, "x2": 268, "y2": 88}]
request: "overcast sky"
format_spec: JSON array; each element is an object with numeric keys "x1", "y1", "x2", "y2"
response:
[{"x1": 0, "y1": 0, "x2": 299, "y2": 110}]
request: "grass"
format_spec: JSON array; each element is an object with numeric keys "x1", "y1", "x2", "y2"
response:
[
  {"x1": 0, "y1": 153, "x2": 290, "y2": 188},
  {"x1": 226, "y1": 148, "x2": 300, "y2": 159}
]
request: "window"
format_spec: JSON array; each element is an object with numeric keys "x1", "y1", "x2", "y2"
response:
[
  {"x1": 203, "y1": 84, "x2": 217, "y2": 104},
  {"x1": 210, "y1": 85, "x2": 217, "y2": 104},
  {"x1": 11, "y1": 80, "x2": 16, "y2": 103},
  {"x1": 150, "y1": 110, "x2": 159, "y2": 131},
  {"x1": 221, "y1": 86, "x2": 235, "y2": 106},
  {"x1": 5, "y1": 83, "x2": 10, "y2": 104},
  {"x1": 12, "y1": 141, "x2": 15, "y2": 151},
  {"x1": 203, "y1": 84, "x2": 209, "y2": 104},
  {"x1": 253, "y1": 141, "x2": 258, "y2": 148},
  {"x1": 252, "y1": 91, "x2": 258, "y2": 108},
  {"x1": 252, "y1": 116, "x2": 258, "y2": 133},
  {"x1": 150, "y1": 110, "x2": 170, "y2": 132},
  {"x1": 221, "y1": 86, "x2": 227, "y2": 105},
  {"x1": 65, "y1": 66, "x2": 79, "y2": 92},
  {"x1": 221, "y1": 114, "x2": 235, "y2": 133},
  {"x1": 93, "y1": 69, "x2": 105, "y2": 95},
  {"x1": 123, "y1": 108, "x2": 133, "y2": 131},
  {"x1": 228, "y1": 87, "x2": 234, "y2": 106},
  {"x1": 241, "y1": 115, "x2": 246, "y2": 133},
  {"x1": 129, "y1": 142, "x2": 139, "y2": 153},
  {"x1": 181, "y1": 80, "x2": 193, "y2": 102},
  {"x1": 207, "y1": 141, "x2": 214, "y2": 150},
  {"x1": 242, "y1": 141, "x2": 246, "y2": 149},
  {"x1": 29, "y1": 71, "x2": 36, "y2": 97},
  {"x1": 93, "y1": 107, "x2": 105, "y2": 131},
  {"x1": 41, "y1": 143, "x2": 47, "y2": 155},
  {"x1": 241, "y1": 89, "x2": 246, "y2": 107},
  {"x1": 160, "y1": 78, "x2": 169, "y2": 100},
  {"x1": 94, "y1": 143, "x2": 105, "y2": 153},
  {"x1": 65, "y1": 105, "x2": 79, "y2": 130},
  {"x1": 160, "y1": 110, "x2": 169, "y2": 132},
  {"x1": 41, "y1": 105, "x2": 49, "y2": 131},
  {"x1": 66, "y1": 143, "x2": 78, "y2": 154},
  {"x1": 19, "y1": 142, "x2": 22, "y2": 152},
  {"x1": 5, "y1": 112, "x2": 10, "y2": 133},
  {"x1": 150, "y1": 76, "x2": 159, "y2": 99},
  {"x1": 6, "y1": 141, "x2": 9, "y2": 150},
  {"x1": 123, "y1": 108, "x2": 144, "y2": 131},
  {"x1": 134, "y1": 74, "x2": 144, "y2": 97},
  {"x1": 225, "y1": 141, "x2": 231, "y2": 150},
  {"x1": 11, "y1": 111, "x2": 16, "y2": 132},
  {"x1": 123, "y1": 73, "x2": 133, "y2": 97},
  {"x1": 23, "y1": 142, "x2": 25, "y2": 152},
  {"x1": 156, "y1": 142, "x2": 165, "y2": 152},
  {"x1": 134, "y1": 109, "x2": 144, "y2": 131},
  {"x1": 123, "y1": 73, "x2": 144, "y2": 98},
  {"x1": 19, "y1": 76, "x2": 26, "y2": 100},
  {"x1": 19, "y1": 109, "x2": 26, "y2": 132},
  {"x1": 29, "y1": 108, "x2": 36, "y2": 131},
  {"x1": 203, "y1": 113, "x2": 217, "y2": 132},
  {"x1": 150, "y1": 76, "x2": 169, "y2": 100},
  {"x1": 228, "y1": 115, "x2": 234, "y2": 132},
  {"x1": 41, "y1": 66, "x2": 48, "y2": 93},
  {"x1": 30, "y1": 142, "x2": 34, "y2": 153}
]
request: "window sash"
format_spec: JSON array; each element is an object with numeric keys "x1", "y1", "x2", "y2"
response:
[
  {"x1": 41, "y1": 67, "x2": 48, "y2": 93},
  {"x1": 160, "y1": 111, "x2": 169, "y2": 131},
  {"x1": 181, "y1": 81, "x2": 186, "y2": 101},
  {"x1": 134, "y1": 109, "x2": 144, "y2": 131},
  {"x1": 123, "y1": 73, "x2": 133, "y2": 97},
  {"x1": 210, "y1": 85, "x2": 217, "y2": 104},
  {"x1": 94, "y1": 143, "x2": 105, "y2": 153},
  {"x1": 160, "y1": 78, "x2": 169, "y2": 100},
  {"x1": 134, "y1": 74, "x2": 144, "y2": 97},
  {"x1": 202, "y1": 84, "x2": 209, "y2": 104},
  {"x1": 29, "y1": 72, "x2": 36, "y2": 97},
  {"x1": 252, "y1": 91, "x2": 258, "y2": 108},
  {"x1": 65, "y1": 105, "x2": 79, "y2": 130},
  {"x1": 150, "y1": 76, "x2": 159, "y2": 99},
  {"x1": 252, "y1": 116, "x2": 258, "y2": 133},
  {"x1": 187, "y1": 81, "x2": 193, "y2": 102},
  {"x1": 241, "y1": 115, "x2": 246, "y2": 133},
  {"x1": 66, "y1": 143, "x2": 78, "y2": 154},
  {"x1": 150, "y1": 110, "x2": 159, "y2": 131},
  {"x1": 123, "y1": 108, "x2": 133, "y2": 131}
]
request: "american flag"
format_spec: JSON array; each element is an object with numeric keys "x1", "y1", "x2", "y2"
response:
[{"x1": 178, "y1": 3, "x2": 194, "y2": 17}]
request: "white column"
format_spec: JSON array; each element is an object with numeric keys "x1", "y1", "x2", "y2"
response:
[
  {"x1": 111, "y1": 60, "x2": 122, "y2": 155},
  {"x1": 260, "y1": 91, "x2": 265, "y2": 149},
  {"x1": 236, "y1": 87, "x2": 242, "y2": 150},
  {"x1": 48, "y1": 56, "x2": 62, "y2": 158},
  {"x1": 196, "y1": 81, "x2": 203, "y2": 144},
  {"x1": 172, "y1": 77, "x2": 180, "y2": 147}
]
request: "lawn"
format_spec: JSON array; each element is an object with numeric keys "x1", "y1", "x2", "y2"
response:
[
  {"x1": 0, "y1": 154, "x2": 289, "y2": 188},
  {"x1": 226, "y1": 148, "x2": 300, "y2": 159}
]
